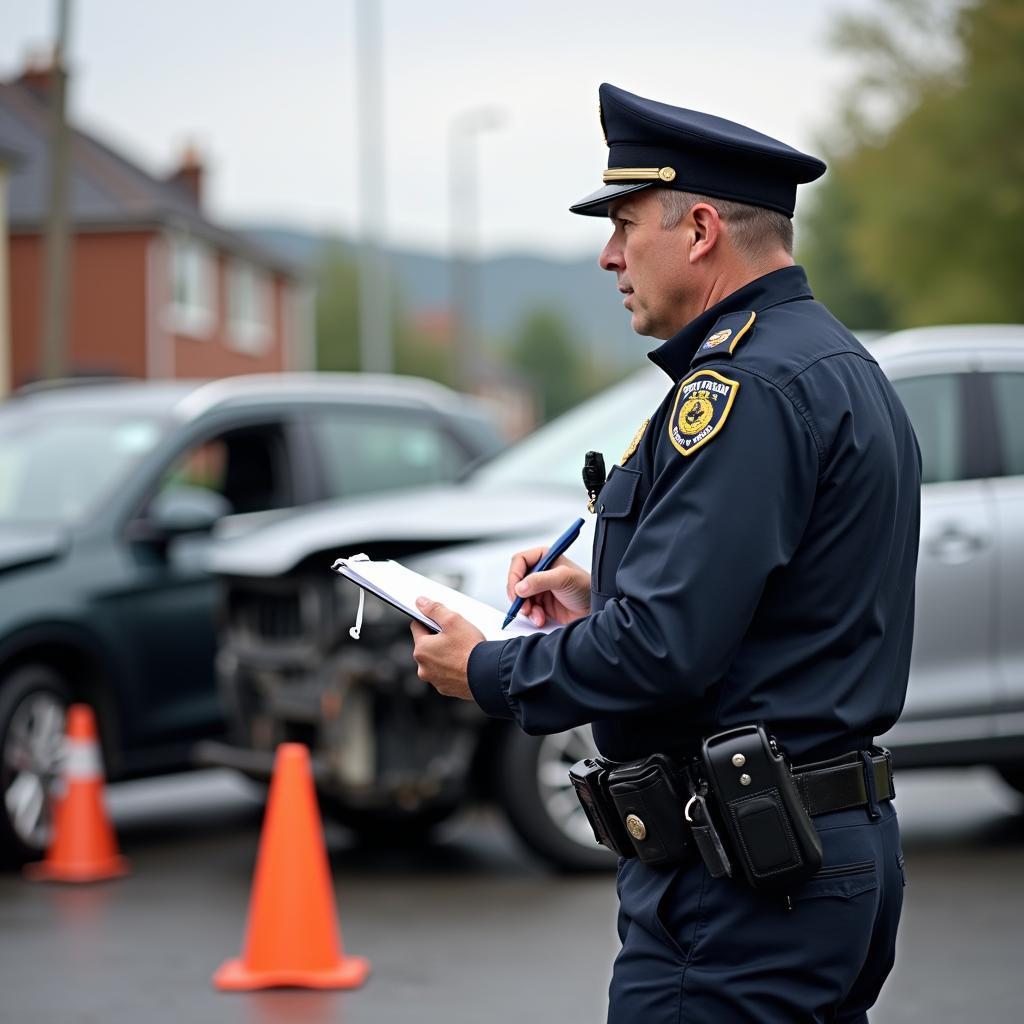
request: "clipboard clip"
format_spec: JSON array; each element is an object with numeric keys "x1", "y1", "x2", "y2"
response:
[{"x1": 341, "y1": 553, "x2": 371, "y2": 640}]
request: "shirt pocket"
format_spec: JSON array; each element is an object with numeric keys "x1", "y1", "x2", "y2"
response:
[{"x1": 592, "y1": 466, "x2": 641, "y2": 597}]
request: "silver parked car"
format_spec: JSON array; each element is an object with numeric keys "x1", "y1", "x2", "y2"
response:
[{"x1": 204, "y1": 325, "x2": 1024, "y2": 870}]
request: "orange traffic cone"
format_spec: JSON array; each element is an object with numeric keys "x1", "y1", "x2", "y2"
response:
[
  {"x1": 213, "y1": 742, "x2": 370, "y2": 991},
  {"x1": 25, "y1": 703, "x2": 129, "y2": 883}
]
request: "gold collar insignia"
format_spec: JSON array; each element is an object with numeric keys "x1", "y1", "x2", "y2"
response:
[{"x1": 620, "y1": 418, "x2": 649, "y2": 466}]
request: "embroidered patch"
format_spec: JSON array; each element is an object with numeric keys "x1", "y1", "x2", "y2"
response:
[
  {"x1": 695, "y1": 310, "x2": 756, "y2": 360},
  {"x1": 668, "y1": 369, "x2": 739, "y2": 456},
  {"x1": 620, "y1": 418, "x2": 649, "y2": 466}
]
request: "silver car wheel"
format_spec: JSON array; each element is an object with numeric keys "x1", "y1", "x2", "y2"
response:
[
  {"x1": 535, "y1": 726, "x2": 600, "y2": 848},
  {"x1": 3, "y1": 691, "x2": 66, "y2": 851}
]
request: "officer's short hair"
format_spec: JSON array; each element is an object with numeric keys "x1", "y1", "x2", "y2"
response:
[{"x1": 658, "y1": 189, "x2": 794, "y2": 257}]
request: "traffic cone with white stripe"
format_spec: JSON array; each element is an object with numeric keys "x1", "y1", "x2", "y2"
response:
[{"x1": 25, "y1": 703, "x2": 129, "y2": 882}]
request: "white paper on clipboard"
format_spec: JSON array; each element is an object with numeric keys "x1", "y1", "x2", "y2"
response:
[{"x1": 332, "y1": 555, "x2": 558, "y2": 641}]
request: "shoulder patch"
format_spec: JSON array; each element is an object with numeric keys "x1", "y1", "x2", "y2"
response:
[
  {"x1": 692, "y1": 310, "x2": 756, "y2": 363},
  {"x1": 668, "y1": 369, "x2": 739, "y2": 456},
  {"x1": 620, "y1": 417, "x2": 649, "y2": 466}
]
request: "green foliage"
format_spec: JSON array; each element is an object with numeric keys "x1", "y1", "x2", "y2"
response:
[
  {"x1": 798, "y1": 173, "x2": 896, "y2": 330},
  {"x1": 802, "y1": 0, "x2": 1024, "y2": 328},
  {"x1": 313, "y1": 244, "x2": 457, "y2": 386},
  {"x1": 314, "y1": 246, "x2": 613, "y2": 415},
  {"x1": 314, "y1": 243, "x2": 360, "y2": 371},
  {"x1": 506, "y1": 308, "x2": 595, "y2": 421}
]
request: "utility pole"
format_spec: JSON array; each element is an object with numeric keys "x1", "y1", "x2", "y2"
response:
[
  {"x1": 449, "y1": 107, "x2": 504, "y2": 394},
  {"x1": 354, "y1": 0, "x2": 391, "y2": 374},
  {"x1": 40, "y1": 0, "x2": 72, "y2": 380}
]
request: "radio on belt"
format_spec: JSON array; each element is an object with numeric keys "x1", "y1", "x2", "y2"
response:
[{"x1": 700, "y1": 724, "x2": 822, "y2": 890}]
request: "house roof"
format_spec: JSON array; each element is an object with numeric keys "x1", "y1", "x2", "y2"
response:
[{"x1": 0, "y1": 75, "x2": 300, "y2": 277}]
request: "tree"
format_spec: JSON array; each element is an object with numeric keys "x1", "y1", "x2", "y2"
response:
[
  {"x1": 507, "y1": 308, "x2": 592, "y2": 421},
  {"x1": 801, "y1": 0, "x2": 1024, "y2": 327},
  {"x1": 314, "y1": 243, "x2": 360, "y2": 371},
  {"x1": 314, "y1": 244, "x2": 457, "y2": 387}
]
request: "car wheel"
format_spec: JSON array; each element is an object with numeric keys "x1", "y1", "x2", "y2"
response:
[
  {"x1": 495, "y1": 726, "x2": 617, "y2": 872},
  {"x1": 0, "y1": 665, "x2": 71, "y2": 867},
  {"x1": 996, "y1": 765, "x2": 1024, "y2": 798}
]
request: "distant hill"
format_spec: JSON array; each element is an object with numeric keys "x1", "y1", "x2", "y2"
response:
[{"x1": 241, "y1": 225, "x2": 645, "y2": 371}]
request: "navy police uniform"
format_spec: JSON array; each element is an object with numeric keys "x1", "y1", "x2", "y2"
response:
[{"x1": 467, "y1": 84, "x2": 921, "y2": 1023}]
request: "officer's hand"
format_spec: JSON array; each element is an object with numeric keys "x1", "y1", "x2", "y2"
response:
[
  {"x1": 410, "y1": 598, "x2": 485, "y2": 701},
  {"x1": 507, "y1": 548, "x2": 591, "y2": 628}
]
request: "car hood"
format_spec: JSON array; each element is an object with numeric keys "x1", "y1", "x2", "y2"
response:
[
  {"x1": 0, "y1": 524, "x2": 69, "y2": 574},
  {"x1": 407, "y1": 522, "x2": 598, "y2": 609},
  {"x1": 207, "y1": 482, "x2": 585, "y2": 578}
]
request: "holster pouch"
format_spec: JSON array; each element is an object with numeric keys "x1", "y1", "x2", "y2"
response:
[
  {"x1": 606, "y1": 754, "x2": 692, "y2": 866},
  {"x1": 701, "y1": 725, "x2": 822, "y2": 891},
  {"x1": 568, "y1": 757, "x2": 633, "y2": 857}
]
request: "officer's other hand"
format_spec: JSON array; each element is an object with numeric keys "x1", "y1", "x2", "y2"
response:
[
  {"x1": 507, "y1": 549, "x2": 591, "y2": 628},
  {"x1": 410, "y1": 599, "x2": 485, "y2": 701}
]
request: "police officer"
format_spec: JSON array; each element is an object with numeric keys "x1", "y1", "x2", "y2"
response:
[{"x1": 411, "y1": 83, "x2": 920, "y2": 1023}]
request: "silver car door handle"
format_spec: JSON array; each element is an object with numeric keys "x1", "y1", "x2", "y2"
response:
[{"x1": 925, "y1": 524, "x2": 987, "y2": 564}]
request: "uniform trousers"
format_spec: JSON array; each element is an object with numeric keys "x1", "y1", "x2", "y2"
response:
[{"x1": 608, "y1": 801, "x2": 904, "y2": 1023}]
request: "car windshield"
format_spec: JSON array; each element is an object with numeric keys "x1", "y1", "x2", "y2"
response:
[
  {"x1": 0, "y1": 404, "x2": 167, "y2": 525},
  {"x1": 470, "y1": 367, "x2": 671, "y2": 490}
]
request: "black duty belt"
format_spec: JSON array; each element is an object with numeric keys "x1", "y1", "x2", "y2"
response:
[
  {"x1": 791, "y1": 749, "x2": 894, "y2": 816},
  {"x1": 570, "y1": 730, "x2": 896, "y2": 890}
]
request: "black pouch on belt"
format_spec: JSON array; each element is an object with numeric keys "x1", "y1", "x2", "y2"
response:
[
  {"x1": 568, "y1": 757, "x2": 634, "y2": 857},
  {"x1": 606, "y1": 754, "x2": 692, "y2": 866},
  {"x1": 701, "y1": 725, "x2": 822, "y2": 890}
]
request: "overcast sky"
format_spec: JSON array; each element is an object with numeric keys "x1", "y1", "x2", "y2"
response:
[{"x1": 1, "y1": 0, "x2": 877, "y2": 258}]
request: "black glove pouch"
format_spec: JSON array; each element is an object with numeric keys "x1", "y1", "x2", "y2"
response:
[
  {"x1": 606, "y1": 754, "x2": 692, "y2": 867},
  {"x1": 701, "y1": 725, "x2": 822, "y2": 891}
]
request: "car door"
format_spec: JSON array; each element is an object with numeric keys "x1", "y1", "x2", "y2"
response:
[
  {"x1": 985, "y1": 369, "x2": 1024, "y2": 736},
  {"x1": 111, "y1": 417, "x2": 301, "y2": 746},
  {"x1": 887, "y1": 369, "x2": 998, "y2": 737}
]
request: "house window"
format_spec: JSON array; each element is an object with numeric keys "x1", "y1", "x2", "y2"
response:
[
  {"x1": 228, "y1": 261, "x2": 273, "y2": 355},
  {"x1": 169, "y1": 235, "x2": 216, "y2": 338}
]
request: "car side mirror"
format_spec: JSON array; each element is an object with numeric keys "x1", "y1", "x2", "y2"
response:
[{"x1": 132, "y1": 485, "x2": 233, "y2": 541}]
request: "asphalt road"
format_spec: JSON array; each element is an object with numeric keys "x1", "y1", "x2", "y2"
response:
[{"x1": 1, "y1": 768, "x2": 1021, "y2": 1024}]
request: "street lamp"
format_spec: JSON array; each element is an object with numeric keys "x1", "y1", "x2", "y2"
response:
[
  {"x1": 449, "y1": 106, "x2": 505, "y2": 393},
  {"x1": 355, "y1": 0, "x2": 391, "y2": 374}
]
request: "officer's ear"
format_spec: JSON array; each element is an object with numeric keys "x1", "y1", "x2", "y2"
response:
[{"x1": 687, "y1": 203, "x2": 722, "y2": 264}]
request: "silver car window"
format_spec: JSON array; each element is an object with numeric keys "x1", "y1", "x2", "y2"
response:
[
  {"x1": 891, "y1": 374, "x2": 963, "y2": 484},
  {"x1": 990, "y1": 373, "x2": 1024, "y2": 477}
]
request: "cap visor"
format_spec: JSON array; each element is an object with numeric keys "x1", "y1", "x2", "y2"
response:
[{"x1": 569, "y1": 181, "x2": 657, "y2": 217}]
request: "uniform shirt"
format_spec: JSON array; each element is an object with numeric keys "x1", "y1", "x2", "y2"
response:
[{"x1": 467, "y1": 266, "x2": 921, "y2": 764}]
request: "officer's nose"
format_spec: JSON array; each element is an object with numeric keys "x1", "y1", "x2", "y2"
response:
[{"x1": 599, "y1": 232, "x2": 624, "y2": 273}]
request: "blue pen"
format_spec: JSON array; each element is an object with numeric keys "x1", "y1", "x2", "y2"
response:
[{"x1": 502, "y1": 517, "x2": 586, "y2": 630}]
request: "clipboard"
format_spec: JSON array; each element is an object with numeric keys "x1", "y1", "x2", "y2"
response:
[{"x1": 332, "y1": 555, "x2": 556, "y2": 641}]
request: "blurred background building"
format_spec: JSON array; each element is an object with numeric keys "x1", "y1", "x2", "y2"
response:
[{"x1": 0, "y1": 58, "x2": 313, "y2": 392}]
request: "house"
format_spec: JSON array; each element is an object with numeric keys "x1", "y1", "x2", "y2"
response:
[
  {"x1": 0, "y1": 59, "x2": 313, "y2": 393},
  {"x1": 0, "y1": 140, "x2": 18, "y2": 394}
]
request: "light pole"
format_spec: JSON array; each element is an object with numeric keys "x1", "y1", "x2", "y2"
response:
[
  {"x1": 355, "y1": 0, "x2": 391, "y2": 374},
  {"x1": 449, "y1": 107, "x2": 505, "y2": 394},
  {"x1": 41, "y1": 0, "x2": 72, "y2": 380}
]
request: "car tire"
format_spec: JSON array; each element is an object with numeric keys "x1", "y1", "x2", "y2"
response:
[
  {"x1": 996, "y1": 765, "x2": 1024, "y2": 798},
  {"x1": 0, "y1": 665, "x2": 72, "y2": 868},
  {"x1": 494, "y1": 726, "x2": 617, "y2": 872}
]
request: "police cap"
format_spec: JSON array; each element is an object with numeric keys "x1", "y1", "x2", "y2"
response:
[{"x1": 570, "y1": 83, "x2": 826, "y2": 219}]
